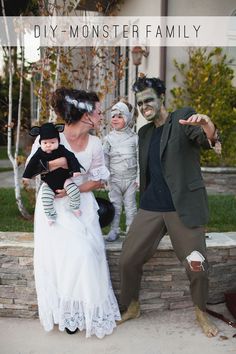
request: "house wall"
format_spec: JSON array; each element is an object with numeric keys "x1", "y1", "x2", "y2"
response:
[
  {"x1": 119, "y1": 0, "x2": 161, "y2": 16},
  {"x1": 119, "y1": 0, "x2": 163, "y2": 131}
]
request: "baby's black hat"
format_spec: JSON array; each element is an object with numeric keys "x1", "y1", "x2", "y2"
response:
[{"x1": 29, "y1": 123, "x2": 65, "y2": 143}]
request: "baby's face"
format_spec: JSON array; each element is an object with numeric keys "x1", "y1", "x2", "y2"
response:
[
  {"x1": 41, "y1": 138, "x2": 59, "y2": 153},
  {"x1": 111, "y1": 111, "x2": 126, "y2": 130}
]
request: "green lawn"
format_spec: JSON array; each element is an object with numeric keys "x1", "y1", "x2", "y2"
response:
[
  {"x1": 0, "y1": 146, "x2": 8, "y2": 160},
  {"x1": 0, "y1": 167, "x2": 13, "y2": 173},
  {"x1": 0, "y1": 146, "x2": 24, "y2": 160},
  {"x1": 207, "y1": 195, "x2": 236, "y2": 232},
  {"x1": 0, "y1": 188, "x2": 35, "y2": 232},
  {"x1": 0, "y1": 188, "x2": 235, "y2": 233}
]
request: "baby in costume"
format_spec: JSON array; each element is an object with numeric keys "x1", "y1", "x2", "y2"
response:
[
  {"x1": 103, "y1": 100, "x2": 139, "y2": 241},
  {"x1": 23, "y1": 123, "x2": 84, "y2": 224}
]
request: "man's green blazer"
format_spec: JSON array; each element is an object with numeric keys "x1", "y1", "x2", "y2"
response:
[{"x1": 138, "y1": 107, "x2": 212, "y2": 228}]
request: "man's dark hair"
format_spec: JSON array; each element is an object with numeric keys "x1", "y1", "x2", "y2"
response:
[{"x1": 132, "y1": 77, "x2": 166, "y2": 97}]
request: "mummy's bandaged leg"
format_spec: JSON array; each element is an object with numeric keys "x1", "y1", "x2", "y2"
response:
[
  {"x1": 106, "y1": 181, "x2": 123, "y2": 241},
  {"x1": 123, "y1": 180, "x2": 137, "y2": 233}
]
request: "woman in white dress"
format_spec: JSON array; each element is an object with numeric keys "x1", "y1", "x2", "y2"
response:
[{"x1": 30, "y1": 88, "x2": 121, "y2": 338}]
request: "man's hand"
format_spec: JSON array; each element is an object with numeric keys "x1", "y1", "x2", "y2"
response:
[
  {"x1": 179, "y1": 114, "x2": 210, "y2": 126},
  {"x1": 179, "y1": 113, "x2": 221, "y2": 154},
  {"x1": 179, "y1": 114, "x2": 217, "y2": 145}
]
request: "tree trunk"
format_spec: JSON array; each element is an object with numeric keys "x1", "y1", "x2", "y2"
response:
[
  {"x1": 1, "y1": 2, "x2": 31, "y2": 219},
  {"x1": 49, "y1": 47, "x2": 61, "y2": 123},
  {"x1": 14, "y1": 41, "x2": 31, "y2": 219}
]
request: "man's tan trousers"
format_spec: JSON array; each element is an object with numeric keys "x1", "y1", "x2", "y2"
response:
[{"x1": 119, "y1": 209, "x2": 209, "y2": 311}]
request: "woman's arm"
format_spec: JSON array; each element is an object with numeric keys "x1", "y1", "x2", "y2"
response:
[
  {"x1": 55, "y1": 180, "x2": 103, "y2": 198},
  {"x1": 48, "y1": 157, "x2": 68, "y2": 171},
  {"x1": 56, "y1": 137, "x2": 108, "y2": 197},
  {"x1": 79, "y1": 180, "x2": 103, "y2": 193},
  {"x1": 102, "y1": 136, "x2": 111, "y2": 170}
]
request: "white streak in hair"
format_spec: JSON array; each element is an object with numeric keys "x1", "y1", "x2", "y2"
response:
[{"x1": 65, "y1": 95, "x2": 93, "y2": 113}]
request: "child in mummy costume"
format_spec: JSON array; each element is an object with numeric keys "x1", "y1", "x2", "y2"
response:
[
  {"x1": 23, "y1": 122, "x2": 84, "y2": 224},
  {"x1": 103, "y1": 100, "x2": 139, "y2": 242}
]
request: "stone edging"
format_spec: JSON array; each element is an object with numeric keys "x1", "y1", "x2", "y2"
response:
[
  {"x1": 0, "y1": 232, "x2": 236, "y2": 317},
  {"x1": 201, "y1": 167, "x2": 236, "y2": 174}
]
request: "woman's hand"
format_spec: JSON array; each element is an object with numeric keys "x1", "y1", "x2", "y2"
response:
[
  {"x1": 49, "y1": 157, "x2": 68, "y2": 172},
  {"x1": 55, "y1": 180, "x2": 103, "y2": 198},
  {"x1": 55, "y1": 188, "x2": 67, "y2": 198}
]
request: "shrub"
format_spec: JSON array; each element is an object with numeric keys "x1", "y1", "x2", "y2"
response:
[{"x1": 170, "y1": 47, "x2": 236, "y2": 166}]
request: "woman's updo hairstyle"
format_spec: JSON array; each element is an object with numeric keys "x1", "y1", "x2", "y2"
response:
[{"x1": 51, "y1": 88, "x2": 97, "y2": 125}]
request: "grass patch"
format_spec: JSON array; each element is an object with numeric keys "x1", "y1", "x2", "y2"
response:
[
  {"x1": 207, "y1": 195, "x2": 236, "y2": 232},
  {"x1": 0, "y1": 167, "x2": 13, "y2": 172},
  {"x1": 0, "y1": 146, "x2": 25, "y2": 160},
  {"x1": 0, "y1": 146, "x2": 8, "y2": 159},
  {"x1": 0, "y1": 188, "x2": 34, "y2": 232},
  {"x1": 0, "y1": 188, "x2": 235, "y2": 233}
]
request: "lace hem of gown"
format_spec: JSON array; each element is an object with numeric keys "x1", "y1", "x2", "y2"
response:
[{"x1": 37, "y1": 286, "x2": 121, "y2": 339}]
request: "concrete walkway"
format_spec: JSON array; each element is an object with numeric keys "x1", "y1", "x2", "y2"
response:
[
  {"x1": 0, "y1": 160, "x2": 24, "y2": 188},
  {"x1": 0, "y1": 304, "x2": 235, "y2": 354}
]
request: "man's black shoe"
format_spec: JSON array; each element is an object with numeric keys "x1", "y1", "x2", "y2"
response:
[{"x1": 65, "y1": 327, "x2": 78, "y2": 335}]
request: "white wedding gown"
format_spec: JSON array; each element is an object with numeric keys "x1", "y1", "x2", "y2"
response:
[{"x1": 32, "y1": 134, "x2": 121, "y2": 338}]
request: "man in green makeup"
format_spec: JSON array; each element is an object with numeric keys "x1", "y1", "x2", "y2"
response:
[{"x1": 118, "y1": 76, "x2": 221, "y2": 337}]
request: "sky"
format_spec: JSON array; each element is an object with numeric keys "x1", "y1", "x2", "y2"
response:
[{"x1": 0, "y1": 31, "x2": 40, "y2": 75}]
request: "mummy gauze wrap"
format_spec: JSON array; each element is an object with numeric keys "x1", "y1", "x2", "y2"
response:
[{"x1": 111, "y1": 102, "x2": 133, "y2": 127}]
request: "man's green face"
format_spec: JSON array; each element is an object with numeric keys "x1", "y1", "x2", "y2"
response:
[{"x1": 136, "y1": 88, "x2": 162, "y2": 122}]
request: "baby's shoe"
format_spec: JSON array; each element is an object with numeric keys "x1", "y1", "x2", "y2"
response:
[
  {"x1": 46, "y1": 211, "x2": 57, "y2": 226},
  {"x1": 106, "y1": 229, "x2": 119, "y2": 242},
  {"x1": 73, "y1": 209, "x2": 81, "y2": 217}
]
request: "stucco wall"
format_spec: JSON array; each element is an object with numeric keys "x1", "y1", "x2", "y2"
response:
[{"x1": 119, "y1": 0, "x2": 162, "y2": 16}]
